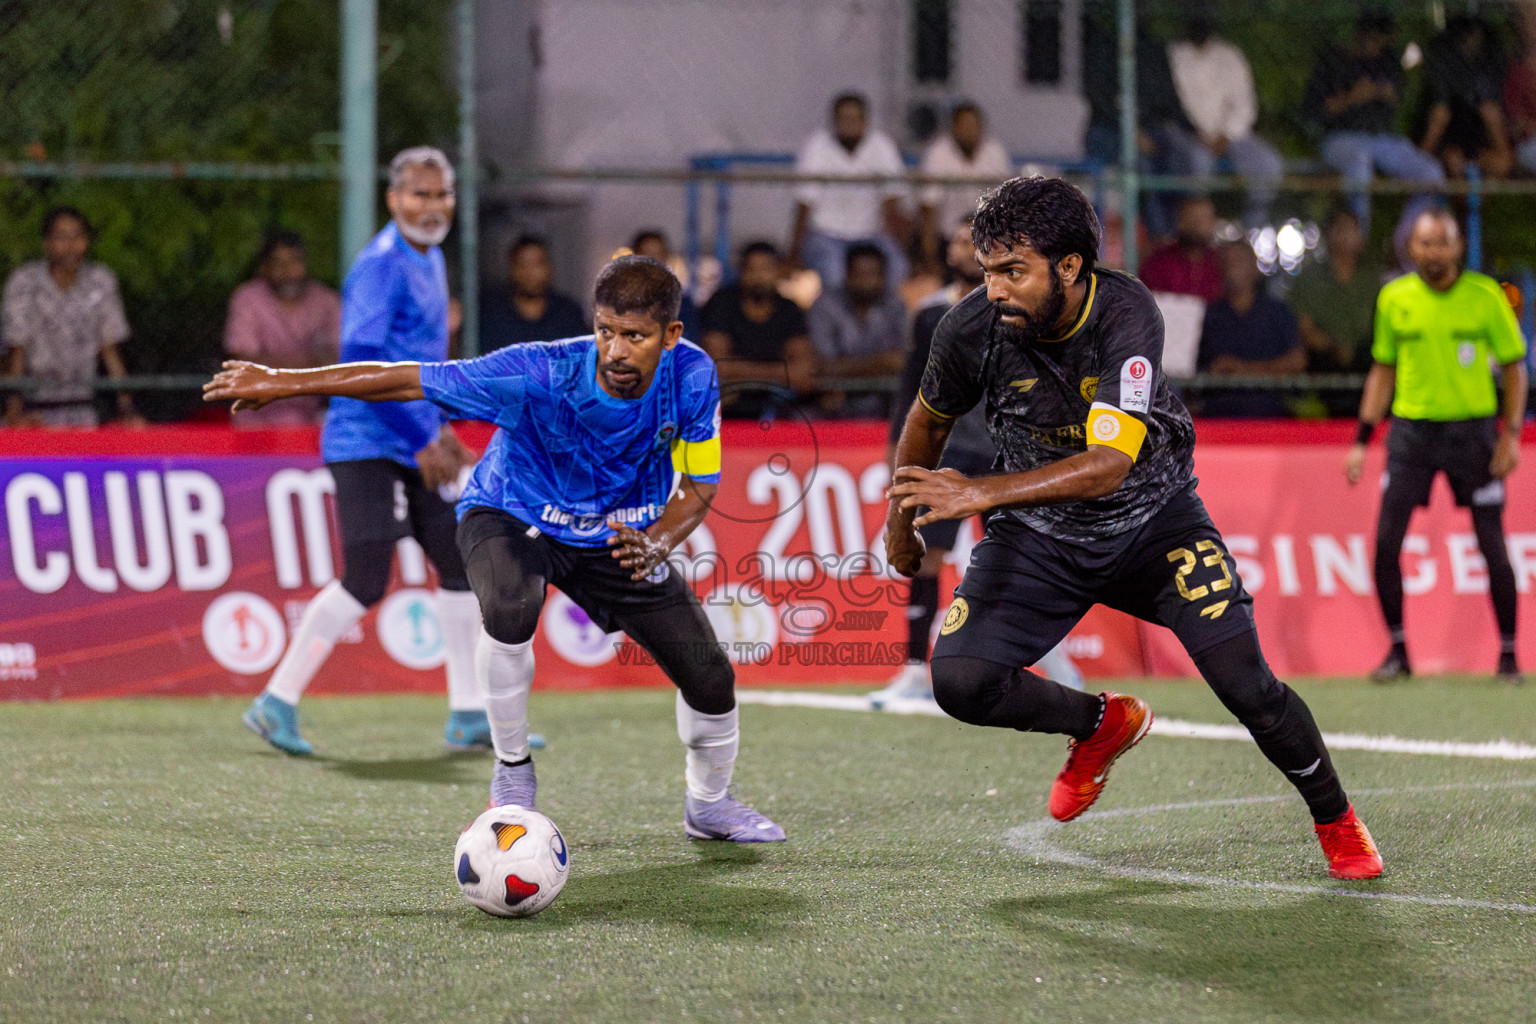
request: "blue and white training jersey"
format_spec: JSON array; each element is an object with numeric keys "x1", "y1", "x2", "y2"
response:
[
  {"x1": 321, "y1": 223, "x2": 450, "y2": 466},
  {"x1": 419, "y1": 336, "x2": 722, "y2": 548}
]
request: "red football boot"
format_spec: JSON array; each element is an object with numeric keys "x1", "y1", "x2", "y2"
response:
[
  {"x1": 1315, "y1": 805, "x2": 1384, "y2": 879},
  {"x1": 1048, "y1": 692, "x2": 1153, "y2": 822}
]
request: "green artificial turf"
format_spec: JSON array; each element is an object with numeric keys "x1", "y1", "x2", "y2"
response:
[{"x1": 2, "y1": 679, "x2": 1534, "y2": 1023}]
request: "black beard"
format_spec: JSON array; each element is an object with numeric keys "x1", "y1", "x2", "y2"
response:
[{"x1": 992, "y1": 270, "x2": 1066, "y2": 346}]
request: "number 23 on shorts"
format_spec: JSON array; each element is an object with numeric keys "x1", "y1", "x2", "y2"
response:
[{"x1": 1167, "y1": 539, "x2": 1233, "y2": 620}]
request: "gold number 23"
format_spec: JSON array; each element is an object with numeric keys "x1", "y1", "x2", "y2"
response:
[{"x1": 1166, "y1": 540, "x2": 1233, "y2": 602}]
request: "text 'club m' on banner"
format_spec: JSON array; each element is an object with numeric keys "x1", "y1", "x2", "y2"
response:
[{"x1": 1, "y1": 421, "x2": 1533, "y2": 700}]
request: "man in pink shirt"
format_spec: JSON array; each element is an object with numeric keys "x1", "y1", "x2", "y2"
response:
[
  {"x1": 1137, "y1": 196, "x2": 1223, "y2": 303},
  {"x1": 224, "y1": 231, "x2": 341, "y2": 426}
]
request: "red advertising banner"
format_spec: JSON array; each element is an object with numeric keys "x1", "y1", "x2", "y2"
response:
[{"x1": 1, "y1": 421, "x2": 1531, "y2": 700}]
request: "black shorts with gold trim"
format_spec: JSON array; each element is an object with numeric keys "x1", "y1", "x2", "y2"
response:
[{"x1": 931, "y1": 482, "x2": 1256, "y2": 668}]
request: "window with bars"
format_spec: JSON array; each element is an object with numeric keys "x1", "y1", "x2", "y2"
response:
[
  {"x1": 912, "y1": 0, "x2": 952, "y2": 84},
  {"x1": 1021, "y1": 0, "x2": 1062, "y2": 85}
]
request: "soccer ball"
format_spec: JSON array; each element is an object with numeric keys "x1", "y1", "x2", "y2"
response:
[{"x1": 454, "y1": 805, "x2": 570, "y2": 918}]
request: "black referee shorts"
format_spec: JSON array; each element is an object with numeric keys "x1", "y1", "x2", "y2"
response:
[
  {"x1": 931, "y1": 483, "x2": 1257, "y2": 668},
  {"x1": 1384, "y1": 416, "x2": 1505, "y2": 509}
]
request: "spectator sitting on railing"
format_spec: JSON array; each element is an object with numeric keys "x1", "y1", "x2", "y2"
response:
[
  {"x1": 1302, "y1": 9, "x2": 1445, "y2": 232},
  {"x1": 478, "y1": 234, "x2": 587, "y2": 352},
  {"x1": 917, "y1": 102, "x2": 1012, "y2": 275},
  {"x1": 1503, "y1": 10, "x2": 1536, "y2": 174},
  {"x1": 1417, "y1": 15, "x2": 1514, "y2": 180},
  {"x1": 628, "y1": 229, "x2": 700, "y2": 341},
  {"x1": 1081, "y1": 12, "x2": 1191, "y2": 245},
  {"x1": 1291, "y1": 207, "x2": 1379, "y2": 376},
  {"x1": 1164, "y1": 11, "x2": 1284, "y2": 230},
  {"x1": 3, "y1": 206, "x2": 142, "y2": 428},
  {"x1": 788, "y1": 92, "x2": 909, "y2": 294},
  {"x1": 699, "y1": 241, "x2": 814, "y2": 420},
  {"x1": 1138, "y1": 196, "x2": 1223, "y2": 303},
  {"x1": 806, "y1": 242, "x2": 906, "y2": 419},
  {"x1": 1196, "y1": 241, "x2": 1305, "y2": 418},
  {"x1": 222, "y1": 230, "x2": 340, "y2": 428}
]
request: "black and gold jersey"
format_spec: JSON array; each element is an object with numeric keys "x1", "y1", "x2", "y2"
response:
[{"x1": 917, "y1": 269, "x2": 1195, "y2": 542}]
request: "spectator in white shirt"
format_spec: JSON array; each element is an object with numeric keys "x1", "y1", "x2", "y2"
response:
[
  {"x1": 917, "y1": 102, "x2": 1013, "y2": 274},
  {"x1": 1164, "y1": 15, "x2": 1284, "y2": 229},
  {"x1": 788, "y1": 92, "x2": 909, "y2": 294}
]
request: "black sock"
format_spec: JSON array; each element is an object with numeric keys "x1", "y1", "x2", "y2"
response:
[
  {"x1": 498, "y1": 756, "x2": 532, "y2": 768},
  {"x1": 1192, "y1": 632, "x2": 1350, "y2": 824},
  {"x1": 906, "y1": 576, "x2": 940, "y2": 663}
]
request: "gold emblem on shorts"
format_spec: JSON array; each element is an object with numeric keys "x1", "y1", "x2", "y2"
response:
[
  {"x1": 1079, "y1": 376, "x2": 1100, "y2": 402},
  {"x1": 939, "y1": 597, "x2": 969, "y2": 635}
]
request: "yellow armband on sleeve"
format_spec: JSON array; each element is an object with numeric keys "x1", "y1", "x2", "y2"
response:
[
  {"x1": 1086, "y1": 402, "x2": 1147, "y2": 461},
  {"x1": 670, "y1": 435, "x2": 722, "y2": 478}
]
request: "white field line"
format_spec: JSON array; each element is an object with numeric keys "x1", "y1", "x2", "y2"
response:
[
  {"x1": 1004, "y1": 784, "x2": 1536, "y2": 914},
  {"x1": 737, "y1": 690, "x2": 1536, "y2": 761}
]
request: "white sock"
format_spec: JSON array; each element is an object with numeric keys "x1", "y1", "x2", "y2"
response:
[
  {"x1": 265, "y1": 580, "x2": 367, "y2": 705},
  {"x1": 437, "y1": 589, "x2": 484, "y2": 712},
  {"x1": 675, "y1": 692, "x2": 738, "y2": 803},
  {"x1": 476, "y1": 630, "x2": 535, "y2": 762}
]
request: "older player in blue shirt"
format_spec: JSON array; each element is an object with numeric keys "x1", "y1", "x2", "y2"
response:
[
  {"x1": 207, "y1": 255, "x2": 784, "y2": 843},
  {"x1": 239, "y1": 147, "x2": 492, "y2": 758}
]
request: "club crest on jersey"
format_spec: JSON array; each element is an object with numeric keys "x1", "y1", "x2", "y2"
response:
[
  {"x1": 654, "y1": 421, "x2": 680, "y2": 448},
  {"x1": 1079, "y1": 377, "x2": 1100, "y2": 402},
  {"x1": 1120, "y1": 355, "x2": 1152, "y2": 413},
  {"x1": 1456, "y1": 341, "x2": 1477, "y2": 368}
]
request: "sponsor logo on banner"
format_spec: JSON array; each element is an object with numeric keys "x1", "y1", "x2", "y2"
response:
[
  {"x1": 1121, "y1": 356, "x2": 1152, "y2": 413},
  {"x1": 378, "y1": 588, "x2": 445, "y2": 669},
  {"x1": 203, "y1": 592, "x2": 286, "y2": 674},
  {"x1": 0, "y1": 642, "x2": 38, "y2": 681},
  {"x1": 702, "y1": 583, "x2": 780, "y2": 664},
  {"x1": 543, "y1": 591, "x2": 624, "y2": 667}
]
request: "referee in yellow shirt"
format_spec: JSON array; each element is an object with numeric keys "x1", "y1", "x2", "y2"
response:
[{"x1": 1346, "y1": 209, "x2": 1528, "y2": 684}]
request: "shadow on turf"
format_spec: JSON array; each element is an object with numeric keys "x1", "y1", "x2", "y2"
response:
[
  {"x1": 464, "y1": 846, "x2": 805, "y2": 935},
  {"x1": 314, "y1": 751, "x2": 489, "y2": 785},
  {"x1": 988, "y1": 879, "x2": 1430, "y2": 1016}
]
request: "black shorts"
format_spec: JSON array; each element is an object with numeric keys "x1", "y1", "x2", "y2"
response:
[
  {"x1": 1383, "y1": 416, "x2": 1504, "y2": 509},
  {"x1": 931, "y1": 483, "x2": 1256, "y2": 668},
  {"x1": 329, "y1": 458, "x2": 461, "y2": 548},
  {"x1": 917, "y1": 444, "x2": 995, "y2": 551},
  {"x1": 456, "y1": 506, "x2": 715, "y2": 635}
]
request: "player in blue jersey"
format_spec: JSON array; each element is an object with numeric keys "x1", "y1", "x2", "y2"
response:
[
  {"x1": 207, "y1": 255, "x2": 785, "y2": 842},
  {"x1": 239, "y1": 147, "x2": 493, "y2": 757}
]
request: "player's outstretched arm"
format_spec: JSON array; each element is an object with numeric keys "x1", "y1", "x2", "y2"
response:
[
  {"x1": 884, "y1": 400, "x2": 954, "y2": 577},
  {"x1": 891, "y1": 446, "x2": 1132, "y2": 528},
  {"x1": 607, "y1": 476, "x2": 716, "y2": 582},
  {"x1": 203, "y1": 359, "x2": 425, "y2": 413}
]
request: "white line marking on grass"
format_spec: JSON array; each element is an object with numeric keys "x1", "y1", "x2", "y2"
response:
[
  {"x1": 737, "y1": 691, "x2": 1536, "y2": 760},
  {"x1": 1004, "y1": 783, "x2": 1536, "y2": 915}
]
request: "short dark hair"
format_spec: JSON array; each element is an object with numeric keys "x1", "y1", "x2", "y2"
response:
[
  {"x1": 972, "y1": 176, "x2": 1101, "y2": 277},
  {"x1": 738, "y1": 240, "x2": 781, "y2": 265},
  {"x1": 845, "y1": 241, "x2": 887, "y2": 273},
  {"x1": 832, "y1": 92, "x2": 868, "y2": 116},
  {"x1": 593, "y1": 254, "x2": 682, "y2": 327},
  {"x1": 509, "y1": 233, "x2": 550, "y2": 260},
  {"x1": 258, "y1": 229, "x2": 305, "y2": 265},
  {"x1": 951, "y1": 101, "x2": 982, "y2": 123},
  {"x1": 1323, "y1": 205, "x2": 1360, "y2": 231},
  {"x1": 43, "y1": 206, "x2": 91, "y2": 239},
  {"x1": 628, "y1": 229, "x2": 667, "y2": 252}
]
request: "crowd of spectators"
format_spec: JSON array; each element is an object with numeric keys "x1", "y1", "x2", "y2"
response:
[{"x1": 5, "y1": 8, "x2": 1534, "y2": 428}]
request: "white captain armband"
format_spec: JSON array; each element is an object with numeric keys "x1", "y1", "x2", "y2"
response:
[{"x1": 1085, "y1": 402, "x2": 1148, "y2": 461}]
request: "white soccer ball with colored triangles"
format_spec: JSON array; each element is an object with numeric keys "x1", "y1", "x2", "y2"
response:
[{"x1": 454, "y1": 805, "x2": 569, "y2": 918}]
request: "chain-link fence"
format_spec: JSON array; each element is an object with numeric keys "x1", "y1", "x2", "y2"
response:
[{"x1": 0, "y1": 0, "x2": 456, "y2": 420}]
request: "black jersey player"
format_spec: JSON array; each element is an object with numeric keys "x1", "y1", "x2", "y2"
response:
[{"x1": 886, "y1": 176, "x2": 1383, "y2": 880}]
